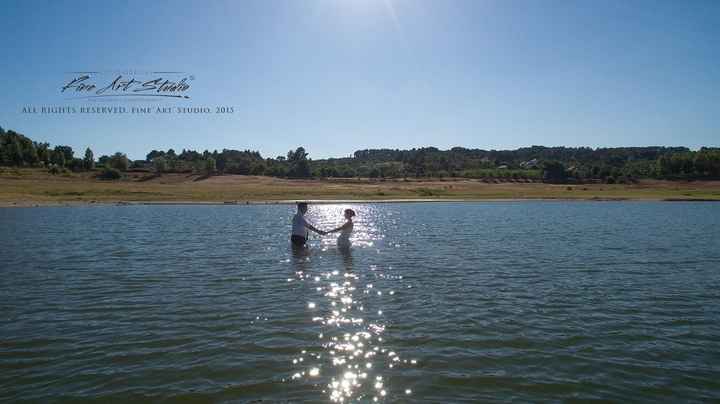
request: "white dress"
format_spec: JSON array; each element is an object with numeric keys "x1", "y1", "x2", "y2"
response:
[{"x1": 337, "y1": 221, "x2": 353, "y2": 248}]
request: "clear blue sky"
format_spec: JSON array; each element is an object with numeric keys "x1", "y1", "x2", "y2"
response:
[{"x1": 1, "y1": 0, "x2": 718, "y2": 160}]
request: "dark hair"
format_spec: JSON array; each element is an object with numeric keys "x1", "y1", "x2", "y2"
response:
[
  {"x1": 297, "y1": 202, "x2": 308, "y2": 210},
  {"x1": 344, "y1": 209, "x2": 356, "y2": 217}
]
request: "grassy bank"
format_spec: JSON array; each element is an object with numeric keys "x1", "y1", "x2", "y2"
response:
[{"x1": 1, "y1": 168, "x2": 720, "y2": 206}]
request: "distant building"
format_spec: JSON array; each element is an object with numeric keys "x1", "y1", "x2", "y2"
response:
[{"x1": 520, "y1": 158, "x2": 539, "y2": 169}]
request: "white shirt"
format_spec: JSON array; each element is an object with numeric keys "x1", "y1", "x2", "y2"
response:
[{"x1": 292, "y1": 213, "x2": 310, "y2": 238}]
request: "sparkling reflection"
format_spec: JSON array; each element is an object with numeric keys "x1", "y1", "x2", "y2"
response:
[{"x1": 287, "y1": 204, "x2": 415, "y2": 402}]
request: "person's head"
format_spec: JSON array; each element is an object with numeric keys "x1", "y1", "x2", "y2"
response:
[
  {"x1": 344, "y1": 209, "x2": 356, "y2": 220},
  {"x1": 297, "y1": 202, "x2": 308, "y2": 214}
]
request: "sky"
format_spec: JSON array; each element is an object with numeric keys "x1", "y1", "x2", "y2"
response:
[{"x1": 1, "y1": 0, "x2": 718, "y2": 160}]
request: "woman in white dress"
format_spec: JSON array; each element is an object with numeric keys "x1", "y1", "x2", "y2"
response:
[{"x1": 328, "y1": 209, "x2": 355, "y2": 248}]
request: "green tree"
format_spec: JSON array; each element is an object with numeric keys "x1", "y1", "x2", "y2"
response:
[
  {"x1": 250, "y1": 160, "x2": 266, "y2": 175},
  {"x1": 287, "y1": 147, "x2": 311, "y2": 178},
  {"x1": 656, "y1": 155, "x2": 672, "y2": 178},
  {"x1": 204, "y1": 158, "x2": 216, "y2": 175},
  {"x1": 8, "y1": 139, "x2": 23, "y2": 166},
  {"x1": 35, "y1": 143, "x2": 50, "y2": 165},
  {"x1": 108, "y1": 152, "x2": 130, "y2": 171},
  {"x1": 694, "y1": 149, "x2": 720, "y2": 177},
  {"x1": 97, "y1": 155, "x2": 110, "y2": 167},
  {"x1": 153, "y1": 157, "x2": 167, "y2": 174},
  {"x1": 23, "y1": 142, "x2": 39, "y2": 166},
  {"x1": 83, "y1": 148, "x2": 95, "y2": 170},
  {"x1": 50, "y1": 149, "x2": 66, "y2": 167},
  {"x1": 542, "y1": 160, "x2": 567, "y2": 183},
  {"x1": 291, "y1": 160, "x2": 311, "y2": 178},
  {"x1": 54, "y1": 145, "x2": 74, "y2": 162},
  {"x1": 287, "y1": 147, "x2": 308, "y2": 162}
]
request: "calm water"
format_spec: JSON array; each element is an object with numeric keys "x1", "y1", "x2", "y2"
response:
[{"x1": 1, "y1": 202, "x2": 720, "y2": 403}]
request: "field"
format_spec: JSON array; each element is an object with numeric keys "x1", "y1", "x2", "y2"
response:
[{"x1": 1, "y1": 168, "x2": 720, "y2": 207}]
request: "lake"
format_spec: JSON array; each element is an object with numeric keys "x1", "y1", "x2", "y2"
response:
[{"x1": 1, "y1": 202, "x2": 719, "y2": 403}]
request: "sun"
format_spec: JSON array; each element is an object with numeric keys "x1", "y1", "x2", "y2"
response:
[{"x1": 323, "y1": 0, "x2": 401, "y2": 32}]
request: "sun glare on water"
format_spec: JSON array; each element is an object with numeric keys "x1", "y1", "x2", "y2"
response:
[{"x1": 286, "y1": 204, "x2": 416, "y2": 401}]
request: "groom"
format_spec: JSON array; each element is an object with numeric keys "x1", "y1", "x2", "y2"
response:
[{"x1": 291, "y1": 202, "x2": 326, "y2": 247}]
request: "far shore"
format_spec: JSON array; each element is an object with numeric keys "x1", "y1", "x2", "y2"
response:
[
  {"x1": 3, "y1": 197, "x2": 720, "y2": 208},
  {"x1": 1, "y1": 169, "x2": 719, "y2": 208}
]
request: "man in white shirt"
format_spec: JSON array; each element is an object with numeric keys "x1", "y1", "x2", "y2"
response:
[{"x1": 291, "y1": 202, "x2": 326, "y2": 246}]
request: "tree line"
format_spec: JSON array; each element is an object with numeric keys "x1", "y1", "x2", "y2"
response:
[{"x1": 2, "y1": 125, "x2": 719, "y2": 182}]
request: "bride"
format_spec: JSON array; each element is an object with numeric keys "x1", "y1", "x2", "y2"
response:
[{"x1": 327, "y1": 209, "x2": 355, "y2": 248}]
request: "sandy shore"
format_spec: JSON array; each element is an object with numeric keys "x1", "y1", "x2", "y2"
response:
[{"x1": 1, "y1": 169, "x2": 719, "y2": 207}]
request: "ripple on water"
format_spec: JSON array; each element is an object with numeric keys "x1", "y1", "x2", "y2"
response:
[{"x1": 1, "y1": 203, "x2": 720, "y2": 402}]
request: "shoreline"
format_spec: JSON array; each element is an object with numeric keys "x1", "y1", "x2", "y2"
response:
[
  {"x1": 2, "y1": 197, "x2": 719, "y2": 208},
  {"x1": 2, "y1": 170, "x2": 719, "y2": 208}
]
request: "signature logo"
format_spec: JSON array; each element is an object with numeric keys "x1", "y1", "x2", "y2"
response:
[{"x1": 61, "y1": 71, "x2": 193, "y2": 99}]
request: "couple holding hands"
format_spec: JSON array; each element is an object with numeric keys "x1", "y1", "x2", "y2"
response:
[{"x1": 291, "y1": 202, "x2": 355, "y2": 247}]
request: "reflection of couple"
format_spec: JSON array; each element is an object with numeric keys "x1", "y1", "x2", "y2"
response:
[{"x1": 290, "y1": 202, "x2": 355, "y2": 247}]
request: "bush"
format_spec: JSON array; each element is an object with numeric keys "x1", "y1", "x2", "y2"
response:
[{"x1": 98, "y1": 167, "x2": 122, "y2": 180}]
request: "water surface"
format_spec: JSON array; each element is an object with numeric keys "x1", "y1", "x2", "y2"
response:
[{"x1": 1, "y1": 202, "x2": 719, "y2": 402}]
